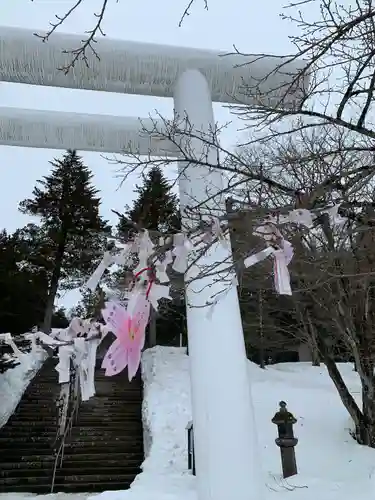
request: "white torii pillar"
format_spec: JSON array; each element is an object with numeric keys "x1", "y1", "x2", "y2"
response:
[
  {"x1": 175, "y1": 70, "x2": 260, "y2": 500},
  {"x1": 0, "y1": 26, "x2": 308, "y2": 500}
]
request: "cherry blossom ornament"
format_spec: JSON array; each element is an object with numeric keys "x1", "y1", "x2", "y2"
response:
[{"x1": 101, "y1": 268, "x2": 155, "y2": 380}]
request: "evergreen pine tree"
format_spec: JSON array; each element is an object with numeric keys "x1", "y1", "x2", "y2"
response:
[
  {"x1": 0, "y1": 228, "x2": 48, "y2": 334},
  {"x1": 19, "y1": 150, "x2": 110, "y2": 332},
  {"x1": 118, "y1": 166, "x2": 180, "y2": 234},
  {"x1": 0, "y1": 228, "x2": 69, "y2": 373}
]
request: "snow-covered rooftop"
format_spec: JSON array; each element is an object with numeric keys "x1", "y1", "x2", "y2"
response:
[
  {"x1": 0, "y1": 26, "x2": 307, "y2": 105},
  {"x1": 0, "y1": 107, "x2": 177, "y2": 155}
]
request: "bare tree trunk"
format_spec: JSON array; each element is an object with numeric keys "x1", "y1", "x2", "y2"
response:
[
  {"x1": 319, "y1": 340, "x2": 365, "y2": 440},
  {"x1": 306, "y1": 310, "x2": 320, "y2": 366},
  {"x1": 148, "y1": 309, "x2": 157, "y2": 347},
  {"x1": 43, "y1": 231, "x2": 67, "y2": 333},
  {"x1": 357, "y1": 342, "x2": 375, "y2": 446}
]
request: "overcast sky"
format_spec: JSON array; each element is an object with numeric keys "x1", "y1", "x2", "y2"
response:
[{"x1": 0, "y1": 0, "x2": 304, "y2": 308}]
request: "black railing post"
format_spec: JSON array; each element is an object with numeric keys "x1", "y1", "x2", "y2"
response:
[{"x1": 186, "y1": 421, "x2": 195, "y2": 475}]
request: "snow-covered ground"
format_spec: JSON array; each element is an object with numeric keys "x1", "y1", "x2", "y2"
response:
[
  {"x1": 0, "y1": 345, "x2": 46, "y2": 428},
  {"x1": 1, "y1": 346, "x2": 375, "y2": 500}
]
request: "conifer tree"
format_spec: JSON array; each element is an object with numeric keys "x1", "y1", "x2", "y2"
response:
[
  {"x1": 0, "y1": 228, "x2": 48, "y2": 334},
  {"x1": 118, "y1": 166, "x2": 180, "y2": 234},
  {"x1": 19, "y1": 150, "x2": 110, "y2": 332}
]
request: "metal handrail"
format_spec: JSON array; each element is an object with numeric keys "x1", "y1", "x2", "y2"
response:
[{"x1": 51, "y1": 373, "x2": 81, "y2": 493}]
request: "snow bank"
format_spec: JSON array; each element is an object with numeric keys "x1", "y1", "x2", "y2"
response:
[
  {"x1": 0, "y1": 345, "x2": 46, "y2": 428},
  {"x1": 114, "y1": 349, "x2": 374, "y2": 500},
  {"x1": 2, "y1": 347, "x2": 375, "y2": 500}
]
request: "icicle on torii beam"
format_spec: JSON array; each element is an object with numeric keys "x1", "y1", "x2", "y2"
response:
[
  {"x1": 0, "y1": 107, "x2": 177, "y2": 155},
  {"x1": 0, "y1": 26, "x2": 308, "y2": 500}
]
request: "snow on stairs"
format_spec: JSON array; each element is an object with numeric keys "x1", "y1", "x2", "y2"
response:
[
  {"x1": 53, "y1": 365, "x2": 144, "y2": 493},
  {"x1": 0, "y1": 357, "x2": 59, "y2": 493},
  {"x1": 0, "y1": 359, "x2": 144, "y2": 494}
]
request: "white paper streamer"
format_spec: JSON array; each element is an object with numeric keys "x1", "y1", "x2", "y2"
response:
[
  {"x1": 273, "y1": 250, "x2": 292, "y2": 295},
  {"x1": 155, "y1": 256, "x2": 171, "y2": 283},
  {"x1": 288, "y1": 209, "x2": 314, "y2": 227},
  {"x1": 85, "y1": 251, "x2": 114, "y2": 291},
  {"x1": 135, "y1": 230, "x2": 155, "y2": 273},
  {"x1": 244, "y1": 246, "x2": 275, "y2": 268},
  {"x1": 148, "y1": 283, "x2": 172, "y2": 311},
  {"x1": 172, "y1": 233, "x2": 193, "y2": 273},
  {"x1": 0, "y1": 332, "x2": 26, "y2": 360}
]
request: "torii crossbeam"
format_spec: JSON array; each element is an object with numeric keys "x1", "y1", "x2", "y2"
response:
[
  {"x1": 0, "y1": 26, "x2": 308, "y2": 500},
  {"x1": 0, "y1": 108, "x2": 177, "y2": 155}
]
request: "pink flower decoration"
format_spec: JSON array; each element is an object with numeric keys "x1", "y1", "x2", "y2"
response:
[{"x1": 101, "y1": 294, "x2": 150, "y2": 380}]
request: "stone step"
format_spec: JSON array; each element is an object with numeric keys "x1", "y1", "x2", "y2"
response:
[
  {"x1": 13, "y1": 409, "x2": 56, "y2": 414},
  {"x1": 0, "y1": 448, "x2": 55, "y2": 457},
  {"x1": 0, "y1": 432, "x2": 56, "y2": 441},
  {"x1": 71, "y1": 424, "x2": 142, "y2": 434},
  {"x1": 57, "y1": 465, "x2": 140, "y2": 476},
  {"x1": 16, "y1": 399, "x2": 57, "y2": 405},
  {"x1": 73, "y1": 419, "x2": 141, "y2": 426},
  {"x1": 0, "y1": 465, "x2": 140, "y2": 479},
  {"x1": 55, "y1": 472, "x2": 137, "y2": 484},
  {"x1": 65, "y1": 434, "x2": 142, "y2": 443},
  {"x1": 1, "y1": 423, "x2": 142, "y2": 437},
  {"x1": 0, "y1": 434, "x2": 143, "y2": 446},
  {"x1": 0, "y1": 473, "x2": 136, "y2": 487},
  {"x1": 60, "y1": 458, "x2": 142, "y2": 469},
  {"x1": 60, "y1": 443, "x2": 143, "y2": 454},
  {"x1": 0, "y1": 454, "x2": 142, "y2": 470},
  {"x1": 32, "y1": 381, "x2": 57, "y2": 385},
  {"x1": 80, "y1": 399, "x2": 141, "y2": 406},
  {"x1": 13, "y1": 408, "x2": 57, "y2": 415},
  {"x1": 0, "y1": 481, "x2": 131, "y2": 493},
  {"x1": 6, "y1": 421, "x2": 59, "y2": 427},
  {"x1": 1, "y1": 459, "x2": 55, "y2": 469},
  {"x1": 0, "y1": 441, "x2": 54, "y2": 450},
  {"x1": 56, "y1": 451, "x2": 143, "y2": 462},
  {"x1": 6, "y1": 416, "x2": 57, "y2": 422},
  {"x1": 18, "y1": 399, "x2": 58, "y2": 404},
  {"x1": 0, "y1": 468, "x2": 53, "y2": 478},
  {"x1": 78, "y1": 405, "x2": 141, "y2": 411},
  {"x1": 0, "y1": 429, "x2": 57, "y2": 437},
  {"x1": 0, "y1": 433, "x2": 56, "y2": 442},
  {"x1": 76, "y1": 411, "x2": 142, "y2": 416},
  {"x1": 64, "y1": 437, "x2": 143, "y2": 448},
  {"x1": 74, "y1": 412, "x2": 142, "y2": 419},
  {"x1": 77, "y1": 403, "x2": 142, "y2": 410},
  {"x1": 80, "y1": 395, "x2": 142, "y2": 401}
]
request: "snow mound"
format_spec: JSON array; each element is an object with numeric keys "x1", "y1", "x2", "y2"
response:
[
  {"x1": 2, "y1": 347, "x2": 375, "y2": 500},
  {"x1": 0, "y1": 345, "x2": 46, "y2": 428},
  {"x1": 124, "y1": 349, "x2": 374, "y2": 500}
]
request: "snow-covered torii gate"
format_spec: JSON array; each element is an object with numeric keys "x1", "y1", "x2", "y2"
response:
[{"x1": 0, "y1": 26, "x2": 307, "y2": 500}]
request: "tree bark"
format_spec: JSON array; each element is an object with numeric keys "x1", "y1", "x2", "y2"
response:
[
  {"x1": 306, "y1": 310, "x2": 320, "y2": 366},
  {"x1": 319, "y1": 340, "x2": 365, "y2": 439},
  {"x1": 42, "y1": 230, "x2": 67, "y2": 333},
  {"x1": 148, "y1": 309, "x2": 157, "y2": 347}
]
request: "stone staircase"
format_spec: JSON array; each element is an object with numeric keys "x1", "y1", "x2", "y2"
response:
[{"x1": 0, "y1": 358, "x2": 144, "y2": 493}]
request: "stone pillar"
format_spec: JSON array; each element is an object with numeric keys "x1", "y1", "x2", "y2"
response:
[{"x1": 174, "y1": 69, "x2": 262, "y2": 500}]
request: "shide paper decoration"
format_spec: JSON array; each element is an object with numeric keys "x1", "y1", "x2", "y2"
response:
[
  {"x1": 0, "y1": 205, "x2": 347, "y2": 400},
  {"x1": 38, "y1": 319, "x2": 102, "y2": 401},
  {"x1": 245, "y1": 222, "x2": 294, "y2": 296}
]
